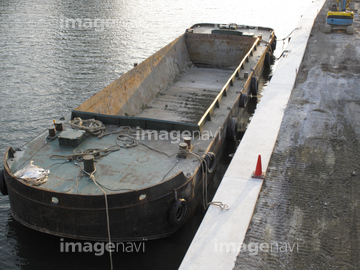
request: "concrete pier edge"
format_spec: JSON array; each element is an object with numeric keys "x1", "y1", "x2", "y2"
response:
[{"x1": 179, "y1": 0, "x2": 326, "y2": 269}]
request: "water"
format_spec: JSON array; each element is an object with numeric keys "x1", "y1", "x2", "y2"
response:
[{"x1": 0, "y1": 0, "x2": 314, "y2": 269}]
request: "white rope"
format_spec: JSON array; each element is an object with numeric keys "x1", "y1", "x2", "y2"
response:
[
  {"x1": 116, "y1": 134, "x2": 139, "y2": 148},
  {"x1": 75, "y1": 164, "x2": 113, "y2": 270},
  {"x1": 50, "y1": 145, "x2": 120, "y2": 162},
  {"x1": 208, "y1": 201, "x2": 230, "y2": 210},
  {"x1": 89, "y1": 174, "x2": 113, "y2": 270},
  {"x1": 276, "y1": 27, "x2": 299, "y2": 41},
  {"x1": 69, "y1": 117, "x2": 106, "y2": 137},
  {"x1": 179, "y1": 148, "x2": 230, "y2": 211}
]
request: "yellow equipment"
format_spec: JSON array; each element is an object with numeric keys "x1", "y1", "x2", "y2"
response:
[{"x1": 325, "y1": 0, "x2": 355, "y2": 34}]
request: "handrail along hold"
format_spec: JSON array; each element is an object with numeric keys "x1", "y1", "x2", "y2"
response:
[{"x1": 197, "y1": 37, "x2": 261, "y2": 131}]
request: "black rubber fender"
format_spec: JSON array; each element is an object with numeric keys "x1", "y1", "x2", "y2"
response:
[
  {"x1": 227, "y1": 117, "x2": 238, "y2": 142},
  {"x1": 239, "y1": 93, "x2": 248, "y2": 108},
  {"x1": 0, "y1": 170, "x2": 8, "y2": 195},
  {"x1": 204, "y1": 152, "x2": 216, "y2": 174},
  {"x1": 250, "y1": 76, "x2": 259, "y2": 96},
  {"x1": 169, "y1": 198, "x2": 188, "y2": 225},
  {"x1": 271, "y1": 36, "x2": 277, "y2": 52},
  {"x1": 264, "y1": 52, "x2": 271, "y2": 69}
]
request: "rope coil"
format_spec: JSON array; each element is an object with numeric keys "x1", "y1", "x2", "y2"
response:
[{"x1": 69, "y1": 117, "x2": 106, "y2": 137}]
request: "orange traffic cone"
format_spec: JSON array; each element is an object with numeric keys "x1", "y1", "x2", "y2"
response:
[{"x1": 251, "y1": 155, "x2": 265, "y2": 179}]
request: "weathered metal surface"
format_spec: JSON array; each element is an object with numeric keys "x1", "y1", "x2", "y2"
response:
[
  {"x1": 137, "y1": 67, "x2": 234, "y2": 124},
  {"x1": 2, "y1": 23, "x2": 276, "y2": 241},
  {"x1": 185, "y1": 33, "x2": 256, "y2": 68},
  {"x1": 58, "y1": 129, "x2": 86, "y2": 147},
  {"x1": 75, "y1": 35, "x2": 191, "y2": 117},
  {"x1": 71, "y1": 111, "x2": 200, "y2": 132}
]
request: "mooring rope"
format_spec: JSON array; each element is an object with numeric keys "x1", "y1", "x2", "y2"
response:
[
  {"x1": 208, "y1": 201, "x2": 230, "y2": 210},
  {"x1": 116, "y1": 134, "x2": 139, "y2": 148},
  {"x1": 178, "y1": 148, "x2": 208, "y2": 209},
  {"x1": 90, "y1": 176, "x2": 113, "y2": 270},
  {"x1": 178, "y1": 148, "x2": 230, "y2": 211},
  {"x1": 69, "y1": 117, "x2": 106, "y2": 137},
  {"x1": 276, "y1": 50, "x2": 291, "y2": 60},
  {"x1": 276, "y1": 27, "x2": 299, "y2": 42},
  {"x1": 75, "y1": 163, "x2": 113, "y2": 270},
  {"x1": 50, "y1": 145, "x2": 120, "y2": 162}
]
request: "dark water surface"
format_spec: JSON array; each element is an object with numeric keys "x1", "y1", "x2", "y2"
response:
[{"x1": 0, "y1": 0, "x2": 313, "y2": 269}]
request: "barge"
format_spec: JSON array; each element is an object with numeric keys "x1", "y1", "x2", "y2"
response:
[{"x1": 1, "y1": 23, "x2": 276, "y2": 241}]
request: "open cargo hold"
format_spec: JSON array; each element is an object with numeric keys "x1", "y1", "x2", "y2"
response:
[{"x1": 1, "y1": 23, "x2": 276, "y2": 241}]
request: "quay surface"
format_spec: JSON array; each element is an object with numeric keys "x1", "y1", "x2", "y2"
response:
[
  {"x1": 181, "y1": 0, "x2": 360, "y2": 268},
  {"x1": 235, "y1": 0, "x2": 360, "y2": 268}
]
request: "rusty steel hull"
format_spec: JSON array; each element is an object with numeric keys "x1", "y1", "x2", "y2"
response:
[
  {"x1": 3, "y1": 162, "x2": 204, "y2": 241},
  {"x1": 2, "y1": 23, "x2": 276, "y2": 241},
  {"x1": 2, "y1": 123, "x2": 227, "y2": 241}
]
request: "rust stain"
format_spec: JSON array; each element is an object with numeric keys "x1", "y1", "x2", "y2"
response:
[{"x1": 75, "y1": 36, "x2": 184, "y2": 116}]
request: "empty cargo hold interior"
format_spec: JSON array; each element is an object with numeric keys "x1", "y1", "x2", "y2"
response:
[{"x1": 75, "y1": 28, "x2": 257, "y2": 124}]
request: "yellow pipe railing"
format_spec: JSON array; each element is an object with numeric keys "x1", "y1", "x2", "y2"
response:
[{"x1": 197, "y1": 36, "x2": 261, "y2": 131}]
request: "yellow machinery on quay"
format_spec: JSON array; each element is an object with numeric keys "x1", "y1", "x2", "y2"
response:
[{"x1": 325, "y1": 0, "x2": 355, "y2": 34}]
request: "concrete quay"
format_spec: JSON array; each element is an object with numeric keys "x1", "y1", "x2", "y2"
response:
[
  {"x1": 180, "y1": 0, "x2": 360, "y2": 268},
  {"x1": 234, "y1": 0, "x2": 360, "y2": 268}
]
